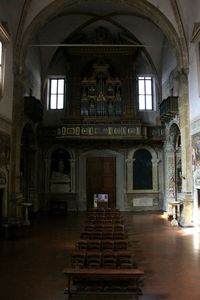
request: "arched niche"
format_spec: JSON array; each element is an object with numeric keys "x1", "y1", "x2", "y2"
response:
[
  {"x1": 45, "y1": 146, "x2": 75, "y2": 193},
  {"x1": 127, "y1": 145, "x2": 159, "y2": 193},
  {"x1": 133, "y1": 149, "x2": 153, "y2": 190}
]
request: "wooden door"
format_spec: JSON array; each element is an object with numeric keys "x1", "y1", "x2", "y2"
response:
[{"x1": 86, "y1": 157, "x2": 116, "y2": 209}]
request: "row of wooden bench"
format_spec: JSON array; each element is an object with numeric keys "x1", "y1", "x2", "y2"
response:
[
  {"x1": 76, "y1": 238, "x2": 129, "y2": 251},
  {"x1": 63, "y1": 209, "x2": 144, "y2": 299},
  {"x1": 71, "y1": 250, "x2": 136, "y2": 269},
  {"x1": 80, "y1": 230, "x2": 127, "y2": 240},
  {"x1": 84, "y1": 224, "x2": 125, "y2": 231}
]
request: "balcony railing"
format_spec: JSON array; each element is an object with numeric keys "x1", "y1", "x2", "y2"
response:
[
  {"x1": 38, "y1": 123, "x2": 165, "y2": 141},
  {"x1": 24, "y1": 96, "x2": 44, "y2": 123},
  {"x1": 159, "y1": 96, "x2": 178, "y2": 122}
]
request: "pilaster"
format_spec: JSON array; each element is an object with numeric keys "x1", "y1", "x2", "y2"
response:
[
  {"x1": 151, "y1": 158, "x2": 160, "y2": 191},
  {"x1": 164, "y1": 142, "x2": 176, "y2": 211},
  {"x1": 126, "y1": 158, "x2": 134, "y2": 192},
  {"x1": 69, "y1": 158, "x2": 76, "y2": 193}
]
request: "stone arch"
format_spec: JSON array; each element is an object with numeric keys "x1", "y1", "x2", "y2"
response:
[
  {"x1": 127, "y1": 145, "x2": 159, "y2": 192},
  {"x1": 168, "y1": 122, "x2": 181, "y2": 149},
  {"x1": 15, "y1": 0, "x2": 188, "y2": 75},
  {"x1": 128, "y1": 144, "x2": 158, "y2": 161}
]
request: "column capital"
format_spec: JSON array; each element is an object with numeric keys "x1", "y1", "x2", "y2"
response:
[
  {"x1": 126, "y1": 158, "x2": 135, "y2": 165},
  {"x1": 151, "y1": 158, "x2": 160, "y2": 165}
]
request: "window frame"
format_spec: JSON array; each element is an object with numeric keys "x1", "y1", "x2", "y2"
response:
[
  {"x1": 137, "y1": 75, "x2": 154, "y2": 111},
  {"x1": 48, "y1": 77, "x2": 66, "y2": 110}
]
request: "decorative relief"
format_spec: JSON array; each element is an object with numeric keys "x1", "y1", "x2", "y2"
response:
[
  {"x1": 167, "y1": 163, "x2": 175, "y2": 199},
  {"x1": 39, "y1": 125, "x2": 164, "y2": 140},
  {"x1": 192, "y1": 131, "x2": 200, "y2": 189},
  {"x1": 192, "y1": 132, "x2": 200, "y2": 170},
  {"x1": 56, "y1": 125, "x2": 141, "y2": 137}
]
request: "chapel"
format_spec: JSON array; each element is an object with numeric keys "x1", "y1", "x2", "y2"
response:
[{"x1": 1, "y1": 1, "x2": 200, "y2": 299}]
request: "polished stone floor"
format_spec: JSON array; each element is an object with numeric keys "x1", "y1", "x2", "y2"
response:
[{"x1": 1, "y1": 212, "x2": 200, "y2": 300}]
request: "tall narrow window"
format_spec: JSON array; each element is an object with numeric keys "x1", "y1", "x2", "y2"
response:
[
  {"x1": 49, "y1": 78, "x2": 65, "y2": 109},
  {"x1": 138, "y1": 76, "x2": 153, "y2": 110}
]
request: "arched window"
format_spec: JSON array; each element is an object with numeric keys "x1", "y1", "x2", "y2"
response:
[{"x1": 133, "y1": 149, "x2": 152, "y2": 189}]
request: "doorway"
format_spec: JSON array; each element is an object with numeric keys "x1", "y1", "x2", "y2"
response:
[{"x1": 86, "y1": 157, "x2": 116, "y2": 209}]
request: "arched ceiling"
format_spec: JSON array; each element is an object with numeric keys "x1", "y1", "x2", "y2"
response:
[{"x1": 17, "y1": 0, "x2": 187, "y2": 85}]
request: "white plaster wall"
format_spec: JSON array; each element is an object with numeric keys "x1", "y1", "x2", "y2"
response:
[
  {"x1": 148, "y1": 0, "x2": 179, "y2": 35},
  {"x1": 0, "y1": 0, "x2": 24, "y2": 39},
  {"x1": 22, "y1": 0, "x2": 180, "y2": 40},
  {"x1": 23, "y1": 0, "x2": 55, "y2": 35},
  {"x1": 160, "y1": 37, "x2": 177, "y2": 99},
  {"x1": 175, "y1": 0, "x2": 200, "y2": 43},
  {"x1": 185, "y1": 0, "x2": 200, "y2": 122},
  {"x1": 25, "y1": 47, "x2": 41, "y2": 99},
  {"x1": 189, "y1": 43, "x2": 200, "y2": 121}
]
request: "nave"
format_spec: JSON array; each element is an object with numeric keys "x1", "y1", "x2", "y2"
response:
[{"x1": 1, "y1": 212, "x2": 200, "y2": 300}]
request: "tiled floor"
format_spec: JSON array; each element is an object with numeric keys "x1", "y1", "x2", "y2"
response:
[{"x1": 1, "y1": 212, "x2": 200, "y2": 300}]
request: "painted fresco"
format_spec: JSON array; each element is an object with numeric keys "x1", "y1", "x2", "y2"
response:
[{"x1": 192, "y1": 133, "x2": 200, "y2": 187}]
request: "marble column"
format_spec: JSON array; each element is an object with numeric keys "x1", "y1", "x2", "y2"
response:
[
  {"x1": 151, "y1": 158, "x2": 160, "y2": 191},
  {"x1": 178, "y1": 70, "x2": 193, "y2": 226},
  {"x1": 164, "y1": 142, "x2": 176, "y2": 212}
]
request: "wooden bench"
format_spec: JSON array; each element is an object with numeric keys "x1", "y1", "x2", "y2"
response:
[{"x1": 63, "y1": 267, "x2": 144, "y2": 299}]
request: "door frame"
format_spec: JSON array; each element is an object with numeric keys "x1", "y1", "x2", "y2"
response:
[{"x1": 78, "y1": 149, "x2": 124, "y2": 211}]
